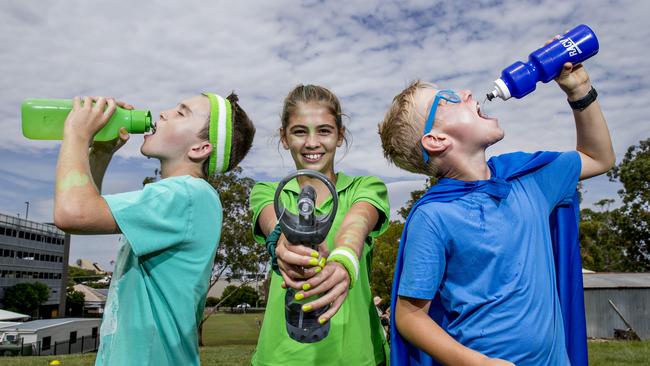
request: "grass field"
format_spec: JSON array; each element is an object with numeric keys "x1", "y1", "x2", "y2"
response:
[
  {"x1": 2, "y1": 313, "x2": 649, "y2": 365},
  {"x1": 201, "y1": 313, "x2": 262, "y2": 346},
  {"x1": 587, "y1": 339, "x2": 650, "y2": 366}
]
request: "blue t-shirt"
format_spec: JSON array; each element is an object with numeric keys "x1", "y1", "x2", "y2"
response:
[
  {"x1": 96, "y1": 176, "x2": 222, "y2": 366},
  {"x1": 398, "y1": 152, "x2": 581, "y2": 366}
]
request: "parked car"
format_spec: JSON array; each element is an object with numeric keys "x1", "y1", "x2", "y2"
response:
[{"x1": 234, "y1": 303, "x2": 251, "y2": 313}]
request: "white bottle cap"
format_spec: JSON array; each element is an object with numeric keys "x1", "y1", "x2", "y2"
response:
[{"x1": 487, "y1": 78, "x2": 511, "y2": 101}]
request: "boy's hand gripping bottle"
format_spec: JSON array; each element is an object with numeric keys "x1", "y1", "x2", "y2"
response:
[
  {"x1": 274, "y1": 169, "x2": 338, "y2": 343},
  {"x1": 487, "y1": 24, "x2": 599, "y2": 101}
]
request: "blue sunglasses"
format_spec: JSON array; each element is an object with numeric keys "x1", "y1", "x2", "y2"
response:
[{"x1": 421, "y1": 89, "x2": 461, "y2": 163}]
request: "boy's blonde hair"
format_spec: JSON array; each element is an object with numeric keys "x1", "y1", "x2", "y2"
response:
[{"x1": 378, "y1": 80, "x2": 438, "y2": 176}]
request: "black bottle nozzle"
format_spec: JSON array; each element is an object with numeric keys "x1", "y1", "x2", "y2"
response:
[{"x1": 298, "y1": 185, "x2": 316, "y2": 226}]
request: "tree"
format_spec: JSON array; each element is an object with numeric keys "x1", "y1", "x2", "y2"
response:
[
  {"x1": 198, "y1": 167, "x2": 269, "y2": 345},
  {"x1": 578, "y1": 138, "x2": 649, "y2": 271},
  {"x1": 220, "y1": 285, "x2": 259, "y2": 308},
  {"x1": 68, "y1": 266, "x2": 103, "y2": 287},
  {"x1": 66, "y1": 288, "x2": 85, "y2": 316},
  {"x1": 579, "y1": 206, "x2": 628, "y2": 271},
  {"x1": 1, "y1": 282, "x2": 50, "y2": 317},
  {"x1": 606, "y1": 138, "x2": 650, "y2": 270},
  {"x1": 371, "y1": 221, "x2": 403, "y2": 303},
  {"x1": 397, "y1": 177, "x2": 437, "y2": 220},
  {"x1": 371, "y1": 177, "x2": 436, "y2": 304},
  {"x1": 208, "y1": 167, "x2": 268, "y2": 283},
  {"x1": 142, "y1": 168, "x2": 160, "y2": 186},
  {"x1": 205, "y1": 296, "x2": 220, "y2": 307}
]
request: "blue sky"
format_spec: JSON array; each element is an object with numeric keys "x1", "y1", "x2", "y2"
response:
[{"x1": 1, "y1": 0, "x2": 648, "y2": 269}]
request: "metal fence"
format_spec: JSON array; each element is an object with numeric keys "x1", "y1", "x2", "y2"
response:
[{"x1": 0, "y1": 335, "x2": 99, "y2": 357}]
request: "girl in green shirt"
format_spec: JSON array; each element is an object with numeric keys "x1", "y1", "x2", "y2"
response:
[{"x1": 250, "y1": 85, "x2": 390, "y2": 365}]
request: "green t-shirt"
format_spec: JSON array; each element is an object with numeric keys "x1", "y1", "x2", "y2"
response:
[
  {"x1": 97, "y1": 176, "x2": 222, "y2": 366},
  {"x1": 250, "y1": 172, "x2": 390, "y2": 366}
]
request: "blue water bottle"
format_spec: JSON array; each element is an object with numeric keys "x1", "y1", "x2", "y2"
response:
[{"x1": 487, "y1": 24, "x2": 599, "y2": 101}]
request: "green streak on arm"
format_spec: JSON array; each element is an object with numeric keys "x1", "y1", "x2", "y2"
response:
[{"x1": 57, "y1": 171, "x2": 91, "y2": 192}]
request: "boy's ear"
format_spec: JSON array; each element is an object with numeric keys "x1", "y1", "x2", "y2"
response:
[
  {"x1": 421, "y1": 132, "x2": 451, "y2": 157},
  {"x1": 188, "y1": 140, "x2": 213, "y2": 162},
  {"x1": 280, "y1": 128, "x2": 289, "y2": 150}
]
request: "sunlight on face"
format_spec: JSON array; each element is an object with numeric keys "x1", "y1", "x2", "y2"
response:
[
  {"x1": 141, "y1": 95, "x2": 210, "y2": 161},
  {"x1": 281, "y1": 102, "x2": 343, "y2": 174}
]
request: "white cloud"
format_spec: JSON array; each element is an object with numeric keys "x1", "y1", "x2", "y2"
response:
[{"x1": 0, "y1": 0, "x2": 647, "y2": 267}]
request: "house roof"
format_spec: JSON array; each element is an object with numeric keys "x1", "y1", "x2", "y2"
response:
[
  {"x1": 583, "y1": 272, "x2": 650, "y2": 289},
  {"x1": 0, "y1": 309, "x2": 30, "y2": 321},
  {"x1": 73, "y1": 284, "x2": 107, "y2": 303},
  {"x1": 0, "y1": 318, "x2": 98, "y2": 332},
  {"x1": 0, "y1": 321, "x2": 21, "y2": 329}
]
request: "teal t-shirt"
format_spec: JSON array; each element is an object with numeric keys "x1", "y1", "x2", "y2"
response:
[{"x1": 96, "y1": 176, "x2": 222, "y2": 366}]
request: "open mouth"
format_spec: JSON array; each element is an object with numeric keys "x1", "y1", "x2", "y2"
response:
[
  {"x1": 302, "y1": 153, "x2": 324, "y2": 163},
  {"x1": 146, "y1": 121, "x2": 157, "y2": 136},
  {"x1": 477, "y1": 101, "x2": 491, "y2": 119}
]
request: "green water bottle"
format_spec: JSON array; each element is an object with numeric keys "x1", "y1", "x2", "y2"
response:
[{"x1": 21, "y1": 98, "x2": 152, "y2": 141}]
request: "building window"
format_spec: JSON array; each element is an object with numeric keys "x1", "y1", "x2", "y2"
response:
[{"x1": 42, "y1": 336, "x2": 51, "y2": 350}]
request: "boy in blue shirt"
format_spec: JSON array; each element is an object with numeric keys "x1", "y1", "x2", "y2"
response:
[
  {"x1": 379, "y1": 60, "x2": 614, "y2": 366},
  {"x1": 53, "y1": 93, "x2": 255, "y2": 366}
]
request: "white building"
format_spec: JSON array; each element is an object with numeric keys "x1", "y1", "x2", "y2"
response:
[
  {"x1": 0, "y1": 213, "x2": 69, "y2": 318},
  {"x1": 0, "y1": 318, "x2": 100, "y2": 356},
  {"x1": 73, "y1": 284, "x2": 107, "y2": 315}
]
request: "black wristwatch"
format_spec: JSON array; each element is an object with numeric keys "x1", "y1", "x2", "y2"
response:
[{"x1": 568, "y1": 86, "x2": 598, "y2": 111}]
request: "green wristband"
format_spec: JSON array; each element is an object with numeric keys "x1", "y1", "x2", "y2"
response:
[
  {"x1": 326, "y1": 247, "x2": 359, "y2": 289},
  {"x1": 265, "y1": 224, "x2": 282, "y2": 276}
]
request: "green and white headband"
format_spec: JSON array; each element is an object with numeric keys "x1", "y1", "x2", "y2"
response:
[{"x1": 202, "y1": 92, "x2": 233, "y2": 176}]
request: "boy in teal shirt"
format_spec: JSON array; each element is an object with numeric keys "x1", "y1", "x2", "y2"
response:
[{"x1": 53, "y1": 93, "x2": 255, "y2": 366}]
